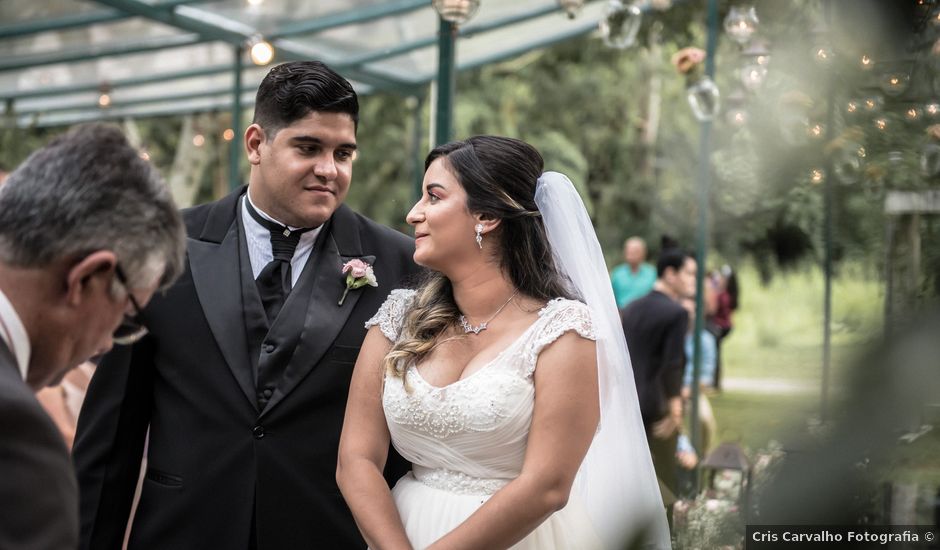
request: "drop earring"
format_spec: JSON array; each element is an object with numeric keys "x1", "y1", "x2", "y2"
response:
[{"x1": 474, "y1": 223, "x2": 484, "y2": 249}]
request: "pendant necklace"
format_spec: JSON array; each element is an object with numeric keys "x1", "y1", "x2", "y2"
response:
[{"x1": 458, "y1": 290, "x2": 519, "y2": 335}]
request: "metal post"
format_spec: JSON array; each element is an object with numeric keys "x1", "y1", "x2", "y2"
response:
[
  {"x1": 821, "y1": 1, "x2": 835, "y2": 423},
  {"x1": 434, "y1": 18, "x2": 456, "y2": 147},
  {"x1": 690, "y1": 0, "x2": 719, "y2": 471},
  {"x1": 411, "y1": 94, "x2": 426, "y2": 203},
  {"x1": 229, "y1": 44, "x2": 243, "y2": 191}
]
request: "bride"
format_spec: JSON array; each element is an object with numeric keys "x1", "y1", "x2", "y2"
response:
[{"x1": 337, "y1": 136, "x2": 670, "y2": 549}]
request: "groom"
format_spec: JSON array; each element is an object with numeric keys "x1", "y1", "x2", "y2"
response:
[{"x1": 74, "y1": 61, "x2": 418, "y2": 549}]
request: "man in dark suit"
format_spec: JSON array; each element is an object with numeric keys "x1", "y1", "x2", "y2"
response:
[
  {"x1": 0, "y1": 124, "x2": 185, "y2": 549},
  {"x1": 74, "y1": 61, "x2": 419, "y2": 549},
  {"x1": 620, "y1": 248, "x2": 696, "y2": 505}
]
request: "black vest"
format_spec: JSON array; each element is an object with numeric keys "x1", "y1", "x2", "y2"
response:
[{"x1": 237, "y1": 208, "x2": 332, "y2": 411}]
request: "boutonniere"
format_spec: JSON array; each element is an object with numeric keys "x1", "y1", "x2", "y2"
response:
[{"x1": 338, "y1": 259, "x2": 378, "y2": 306}]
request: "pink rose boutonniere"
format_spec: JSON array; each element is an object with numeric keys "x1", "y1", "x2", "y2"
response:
[{"x1": 338, "y1": 259, "x2": 378, "y2": 306}]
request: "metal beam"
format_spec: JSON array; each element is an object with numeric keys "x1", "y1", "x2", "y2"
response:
[
  {"x1": 343, "y1": 2, "x2": 570, "y2": 70},
  {"x1": 91, "y1": 0, "x2": 250, "y2": 43},
  {"x1": 269, "y1": 0, "x2": 427, "y2": 39},
  {"x1": 0, "y1": 0, "x2": 213, "y2": 40},
  {"x1": 0, "y1": 63, "x2": 237, "y2": 102},
  {"x1": 0, "y1": 32, "x2": 206, "y2": 72}
]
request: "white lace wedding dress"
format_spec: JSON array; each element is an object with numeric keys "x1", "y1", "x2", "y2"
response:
[{"x1": 365, "y1": 289, "x2": 604, "y2": 550}]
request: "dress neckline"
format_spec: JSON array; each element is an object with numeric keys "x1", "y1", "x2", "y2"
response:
[{"x1": 408, "y1": 298, "x2": 567, "y2": 391}]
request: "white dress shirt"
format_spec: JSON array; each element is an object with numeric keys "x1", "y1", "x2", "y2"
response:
[
  {"x1": 0, "y1": 287, "x2": 31, "y2": 381},
  {"x1": 242, "y1": 191, "x2": 321, "y2": 288}
]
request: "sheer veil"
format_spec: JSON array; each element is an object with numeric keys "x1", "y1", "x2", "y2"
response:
[{"x1": 535, "y1": 172, "x2": 671, "y2": 549}]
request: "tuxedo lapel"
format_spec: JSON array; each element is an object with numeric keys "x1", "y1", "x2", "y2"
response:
[
  {"x1": 188, "y1": 188, "x2": 258, "y2": 411},
  {"x1": 261, "y1": 205, "x2": 373, "y2": 417}
]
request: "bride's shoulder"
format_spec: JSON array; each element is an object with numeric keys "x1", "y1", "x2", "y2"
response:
[
  {"x1": 364, "y1": 288, "x2": 417, "y2": 342},
  {"x1": 538, "y1": 297, "x2": 593, "y2": 326}
]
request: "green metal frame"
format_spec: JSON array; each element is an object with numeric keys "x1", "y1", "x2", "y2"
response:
[{"x1": 0, "y1": 0, "x2": 212, "y2": 40}]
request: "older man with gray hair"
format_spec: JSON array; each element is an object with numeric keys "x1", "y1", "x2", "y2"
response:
[{"x1": 0, "y1": 123, "x2": 185, "y2": 549}]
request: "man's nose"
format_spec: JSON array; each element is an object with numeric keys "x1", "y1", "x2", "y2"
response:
[{"x1": 314, "y1": 154, "x2": 338, "y2": 179}]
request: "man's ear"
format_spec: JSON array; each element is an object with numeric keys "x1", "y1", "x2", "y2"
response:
[
  {"x1": 65, "y1": 250, "x2": 118, "y2": 307},
  {"x1": 473, "y1": 213, "x2": 501, "y2": 235},
  {"x1": 245, "y1": 124, "x2": 266, "y2": 165}
]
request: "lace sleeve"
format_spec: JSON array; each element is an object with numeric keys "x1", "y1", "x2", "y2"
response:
[
  {"x1": 524, "y1": 299, "x2": 597, "y2": 377},
  {"x1": 364, "y1": 288, "x2": 417, "y2": 342}
]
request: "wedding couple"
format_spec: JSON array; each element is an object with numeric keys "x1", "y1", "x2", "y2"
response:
[{"x1": 74, "y1": 61, "x2": 669, "y2": 549}]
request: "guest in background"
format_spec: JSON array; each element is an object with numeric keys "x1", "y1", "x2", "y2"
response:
[
  {"x1": 706, "y1": 264, "x2": 739, "y2": 390},
  {"x1": 610, "y1": 236, "x2": 656, "y2": 308},
  {"x1": 621, "y1": 247, "x2": 696, "y2": 515}
]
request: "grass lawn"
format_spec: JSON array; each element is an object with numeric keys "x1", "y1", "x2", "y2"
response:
[{"x1": 706, "y1": 261, "x2": 938, "y2": 497}]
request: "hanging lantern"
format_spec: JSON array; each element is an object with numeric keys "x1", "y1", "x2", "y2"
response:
[
  {"x1": 723, "y1": 6, "x2": 759, "y2": 45},
  {"x1": 599, "y1": 0, "x2": 642, "y2": 50},
  {"x1": 687, "y1": 76, "x2": 721, "y2": 121},
  {"x1": 725, "y1": 89, "x2": 748, "y2": 128},
  {"x1": 739, "y1": 40, "x2": 770, "y2": 91},
  {"x1": 859, "y1": 54, "x2": 875, "y2": 71},
  {"x1": 247, "y1": 35, "x2": 275, "y2": 66},
  {"x1": 97, "y1": 81, "x2": 112, "y2": 108},
  {"x1": 432, "y1": 0, "x2": 481, "y2": 25},
  {"x1": 879, "y1": 68, "x2": 911, "y2": 97},
  {"x1": 832, "y1": 141, "x2": 866, "y2": 184},
  {"x1": 557, "y1": 0, "x2": 585, "y2": 19},
  {"x1": 922, "y1": 142, "x2": 940, "y2": 177},
  {"x1": 925, "y1": 102, "x2": 940, "y2": 120}
]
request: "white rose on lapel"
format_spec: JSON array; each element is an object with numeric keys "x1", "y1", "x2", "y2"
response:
[{"x1": 338, "y1": 259, "x2": 378, "y2": 306}]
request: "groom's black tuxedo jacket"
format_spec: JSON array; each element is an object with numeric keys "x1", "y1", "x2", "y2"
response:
[{"x1": 74, "y1": 187, "x2": 418, "y2": 550}]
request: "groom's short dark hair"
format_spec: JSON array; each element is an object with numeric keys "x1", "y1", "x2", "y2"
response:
[{"x1": 252, "y1": 60, "x2": 359, "y2": 138}]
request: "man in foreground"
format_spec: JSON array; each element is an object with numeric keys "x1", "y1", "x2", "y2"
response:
[{"x1": 0, "y1": 124, "x2": 185, "y2": 549}]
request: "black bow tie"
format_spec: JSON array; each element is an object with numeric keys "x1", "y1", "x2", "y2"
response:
[{"x1": 245, "y1": 198, "x2": 316, "y2": 321}]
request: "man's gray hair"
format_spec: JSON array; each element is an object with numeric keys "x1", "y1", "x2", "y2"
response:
[{"x1": 0, "y1": 123, "x2": 185, "y2": 290}]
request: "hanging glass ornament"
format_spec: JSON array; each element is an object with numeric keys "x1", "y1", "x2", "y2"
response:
[
  {"x1": 724, "y1": 6, "x2": 759, "y2": 45},
  {"x1": 880, "y1": 70, "x2": 911, "y2": 97},
  {"x1": 832, "y1": 141, "x2": 866, "y2": 184},
  {"x1": 557, "y1": 0, "x2": 585, "y2": 19},
  {"x1": 921, "y1": 142, "x2": 940, "y2": 177},
  {"x1": 740, "y1": 63, "x2": 768, "y2": 91},
  {"x1": 432, "y1": 0, "x2": 481, "y2": 25},
  {"x1": 599, "y1": 0, "x2": 642, "y2": 50},
  {"x1": 686, "y1": 76, "x2": 721, "y2": 121}
]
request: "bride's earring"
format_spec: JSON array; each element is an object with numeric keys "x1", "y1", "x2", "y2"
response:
[{"x1": 474, "y1": 223, "x2": 484, "y2": 250}]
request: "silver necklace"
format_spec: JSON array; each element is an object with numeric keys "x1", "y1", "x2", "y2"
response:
[{"x1": 458, "y1": 290, "x2": 519, "y2": 335}]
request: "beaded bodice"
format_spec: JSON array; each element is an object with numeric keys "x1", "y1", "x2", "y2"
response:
[{"x1": 365, "y1": 289, "x2": 595, "y2": 496}]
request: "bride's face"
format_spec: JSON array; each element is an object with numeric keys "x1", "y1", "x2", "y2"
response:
[{"x1": 406, "y1": 158, "x2": 480, "y2": 271}]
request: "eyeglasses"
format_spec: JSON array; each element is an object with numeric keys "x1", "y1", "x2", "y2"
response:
[{"x1": 113, "y1": 265, "x2": 148, "y2": 345}]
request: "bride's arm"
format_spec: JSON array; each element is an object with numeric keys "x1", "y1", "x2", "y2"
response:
[
  {"x1": 427, "y1": 331, "x2": 600, "y2": 550},
  {"x1": 337, "y1": 326, "x2": 413, "y2": 550}
]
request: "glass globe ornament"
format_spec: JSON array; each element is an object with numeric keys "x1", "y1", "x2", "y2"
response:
[
  {"x1": 832, "y1": 141, "x2": 866, "y2": 185},
  {"x1": 880, "y1": 71, "x2": 911, "y2": 97},
  {"x1": 558, "y1": 0, "x2": 585, "y2": 19},
  {"x1": 724, "y1": 6, "x2": 759, "y2": 45},
  {"x1": 740, "y1": 63, "x2": 768, "y2": 91},
  {"x1": 432, "y1": 0, "x2": 481, "y2": 25},
  {"x1": 921, "y1": 142, "x2": 940, "y2": 178},
  {"x1": 599, "y1": 0, "x2": 642, "y2": 50},
  {"x1": 686, "y1": 76, "x2": 721, "y2": 121},
  {"x1": 925, "y1": 102, "x2": 940, "y2": 120}
]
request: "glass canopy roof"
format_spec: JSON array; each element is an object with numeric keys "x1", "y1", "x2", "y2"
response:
[{"x1": 0, "y1": 0, "x2": 607, "y2": 127}]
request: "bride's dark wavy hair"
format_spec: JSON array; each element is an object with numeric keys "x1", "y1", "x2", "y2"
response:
[{"x1": 385, "y1": 136, "x2": 574, "y2": 379}]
